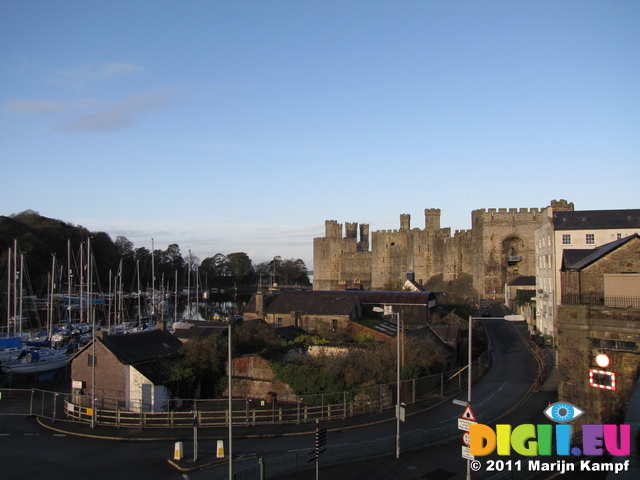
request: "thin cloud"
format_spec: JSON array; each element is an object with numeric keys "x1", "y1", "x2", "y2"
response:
[
  {"x1": 55, "y1": 91, "x2": 172, "y2": 133},
  {"x1": 56, "y1": 61, "x2": 145, "y2": 84},
  {"x1": 5, "y1": 98, "x2": 96, "y2": 114},
  {"x1": 6, "y1": 99, "x2": 71, "y2": 113}
]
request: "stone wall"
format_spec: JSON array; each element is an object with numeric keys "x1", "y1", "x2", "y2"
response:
[
  {"x1": 71, "y1": 340, "x2": 127, "y2": 404},
  {"x1": 557, "y1": 304, "x2": 640, "y2": 427},
  {"x1": 314, "y1": 205, "x2": 544, "y2": 298}
]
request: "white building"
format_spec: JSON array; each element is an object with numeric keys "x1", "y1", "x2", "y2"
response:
[{"x1": 535, "y1": 202, "x2": 640, "y2": 338}]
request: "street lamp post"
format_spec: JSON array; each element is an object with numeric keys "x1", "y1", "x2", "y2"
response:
[
  {"x1": 228, "y1": 321, "x2": 233, "y2": 480},
  {"x1": 373, "y1": 307, "x2": 402, "y2": 458}
]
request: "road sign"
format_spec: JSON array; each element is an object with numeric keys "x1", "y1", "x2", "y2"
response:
[
  {"x1": 589, "y1": 369, "x2": 616, "y2": 390},
  {"x1": 462, "y1": 446, "x2": 475, "y2": 461},
  {"x1": 462, "y1": 432, "x2": 471, "y2": 446},
  {"x1": 461, "y1": 405, "x2": 476, "y2": 421},
  {"x1": 458, "y1": 418, "x2": 477, "y2": 431}
]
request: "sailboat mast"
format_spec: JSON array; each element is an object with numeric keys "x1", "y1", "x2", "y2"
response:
[
  {"x1": 6, "y1": 246, "x2": 11, "y2": 336},
  {"x1": 174, "y1": 269, "x2": 178, "y2": 322},
  {"x1": 18, "y1": 253, "x2": 24, "y2": 336},
  {"x1": 67, "y1": 239, "x2": 72, "y2": 323},
  {"x1": 79, "y1": 242, "x2": 84, "y2": 323},
  {"x1": 49, "y1": 254, "x2": 55, "y2": 339},
  {"x1": 151, "y1": 238, "x2": 155, "y2": 319},
  {"x1": 13, "y1": 240, "x2": 18, "y2": 334}
]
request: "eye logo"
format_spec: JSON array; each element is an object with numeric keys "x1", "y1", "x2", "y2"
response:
[{"x1": 544, "y1": 402, "x2": 584, "y2": 423}]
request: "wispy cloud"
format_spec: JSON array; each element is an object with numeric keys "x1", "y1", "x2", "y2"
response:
[
  {"x1": 54, "y1": 91, "x2": 172, "y2": 133},
  {"x1": 5, "y1": 98, "x2": 95, "y2": 114},
  {"x1": 56, "y1": 61, "x2": 145, "y2": 85}
]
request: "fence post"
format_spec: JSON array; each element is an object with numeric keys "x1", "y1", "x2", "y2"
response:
[
  {"x1": 343, "y1": 391, "x2": 347, "y2": 420},
  {"x1": 53, "y1": 393, "x2": 58, "y2": 422},
  {"x1": 412, "y1": 378, "x2": 416, "y2": 404},
  {"x1": 440, "y1": 372, "x2": 444, "y2": 396}
]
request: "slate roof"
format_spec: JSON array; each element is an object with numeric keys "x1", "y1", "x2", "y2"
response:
[
  {"x1": 561, "y1": 234, "x2": 640, "y2": 271},
  {"x1": 98, "y1": 328, "x2": 183, "y2": 365},
  {"x1": 245, "y1": 290, "x2": 438, "y2": 317},
  {"x1": 553, "y1": 209, "x2": 640, "y2": 230},
  {"x1": 301, "y1": 290, "x2": 437, "y2": 306},
  {"x1": 262, "y1": 291, "x2": 359, "y2": 316},
  {"x1": 508, "y1": 276, "x2": 536, "y2": 287},
  {"x1": 430, "y1": 324, "x2": 460, "y2": 348}
]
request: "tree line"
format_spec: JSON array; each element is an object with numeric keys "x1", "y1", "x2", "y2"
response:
[{"x1": 0, "y1": 210, "x2": 310, "y2": 298}]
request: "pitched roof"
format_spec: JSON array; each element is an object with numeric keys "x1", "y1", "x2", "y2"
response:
[
  {"x1": 263, "y1": 291, "x2": 359, "y2": 316},
  {"x1": 99, "y1": 328, "x2": 183, "y2": 365},
  {"x1": 508, "y1": 276, "x2": 536, "y2": 287},
  {"x1": 302, "y1": 290, "x2": 437, "y2": 306},
  {"x1": 553, "y1": 209, "x2": 640, "y2": 230},
  {"x1": 561, "y1": 234, "x2": 640, "y2": 271}
]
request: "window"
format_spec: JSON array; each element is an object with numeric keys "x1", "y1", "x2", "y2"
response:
[
  {"x1": 332, "y1": 319, "x2": 338, "y2": 331},
  {"x1": 562, "y1": 234, "x2": 571, "y2": 245},
  {"x1": 617, "y1": 233, "x2": 622, "y2": 240},
  {"x1": 586, "y1": 233, "x2": 595, "y2": 245},
  {"x1": 88, "y1": 354, "x2": 97, "y2": 367},
  {"x1": 276, "y1": 317, "x2": 283, "y2": 329}
]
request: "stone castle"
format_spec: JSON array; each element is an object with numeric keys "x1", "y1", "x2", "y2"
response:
[{"x1": 313, "y1": 199, "x2": 575, "y2": 297}]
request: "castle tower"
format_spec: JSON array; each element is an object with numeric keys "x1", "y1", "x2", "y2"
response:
[
  {"x1": 345, "y1": 222, "x2": 358, "y2": 239},
  {"x1": 359, "y1": 224, "x2": 370, "y2": 252},
  {"x1": 400, "y1": 214, "x2": 411, "y2": 230},
  {"x1": 425, "y1": 208, "x2": 441, "y2": 231},
  {"x1": 325, "y1": 220, "x2": 342, "y2": 238}
]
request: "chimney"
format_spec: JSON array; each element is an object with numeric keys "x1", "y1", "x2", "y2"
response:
[{"x1": 256, "y1": 292, "x2": 265, "y2": 318}]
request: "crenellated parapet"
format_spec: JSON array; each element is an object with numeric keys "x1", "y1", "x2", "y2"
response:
[{"x1": 313, "y1": 200, "x2": 564, "y2": 296}]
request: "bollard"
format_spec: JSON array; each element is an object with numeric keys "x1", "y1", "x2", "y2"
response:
[
  {"x1": 217, "y1": 439, "x2": 225, "y2": 459},
  {"x1": 174, "y1": 441, "x2": 183, "y2": 461}
]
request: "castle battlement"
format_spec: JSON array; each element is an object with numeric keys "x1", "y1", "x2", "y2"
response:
[{"x1": 314, "y1": 202, "x2": 562, "y2": 294}]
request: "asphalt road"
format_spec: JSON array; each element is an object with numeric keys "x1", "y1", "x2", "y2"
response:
[{"x1": 1, "y1": 317, "x2": 544, "y2": 480}]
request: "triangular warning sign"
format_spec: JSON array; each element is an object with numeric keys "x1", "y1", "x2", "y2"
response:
[{"x1": 461, "y1": 405, "x2": 476, "y2": 421}]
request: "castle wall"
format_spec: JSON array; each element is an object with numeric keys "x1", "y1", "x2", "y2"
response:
[{"x1": 313, "y1": 205, "x2": 544, "y2": 298}]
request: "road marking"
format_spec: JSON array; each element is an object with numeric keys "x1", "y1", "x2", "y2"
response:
[
  {"x1": 24, "y1": 433, "x2": 40, "y2": 436},
  {"x1": 236, "y1": 454, "x2": 256, "y2": 460},
  {"x1": 181, "y1": 474, "x2": 189, "y2": 480},
  {"x1": 53, "y1": 434, "x2": 67, "y2": 437}
]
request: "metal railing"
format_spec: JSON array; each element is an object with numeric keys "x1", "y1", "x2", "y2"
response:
[
  {"x1": 230, "y1": 415, "x2": 487, "y2": 480},
  {"x1": 561, "y1": 293, "x2": 640, "y2": 308},
  {"x1": 29, "y1": 350, "x2": 491, "y2": 429}
]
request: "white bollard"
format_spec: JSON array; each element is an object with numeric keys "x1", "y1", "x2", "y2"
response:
[
  {"x1": 174, "y1": 441, "x2": 183, "y2": 460},
  {"x1": 216, "y1": 440, "x2": 225, "y2": 458}
]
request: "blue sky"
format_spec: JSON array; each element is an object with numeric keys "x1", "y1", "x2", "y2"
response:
[{"x1": 1, "y1": 0, "x2": 638, "y2": 268}]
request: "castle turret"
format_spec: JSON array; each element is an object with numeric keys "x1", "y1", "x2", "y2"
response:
[
  {"x1": 400, "y1": 214, "x2": 411, "y2": 230},
  {"x1": 425, "y1": 208, "x2": 441, "y2": 231},
  {"x1": 359, "y1": 224, "x2": 370, "y2": 251},
  {"x1": 345, "y1": 222, "x2": 358, "y2": 239}
]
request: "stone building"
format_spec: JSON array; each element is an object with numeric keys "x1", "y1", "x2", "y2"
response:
[
  {"x1": 556, "y1": 234, "x2": 640, "y2": 427},
  {"x1": 243, "y1": 290, "x2": 438, "y2": 336},
  {"x1": 535, "y1": 203, "x2": 640, "y2": 337},
  {"x1": 314, "y1": 203, "x2": 545, "y2": 298}
]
